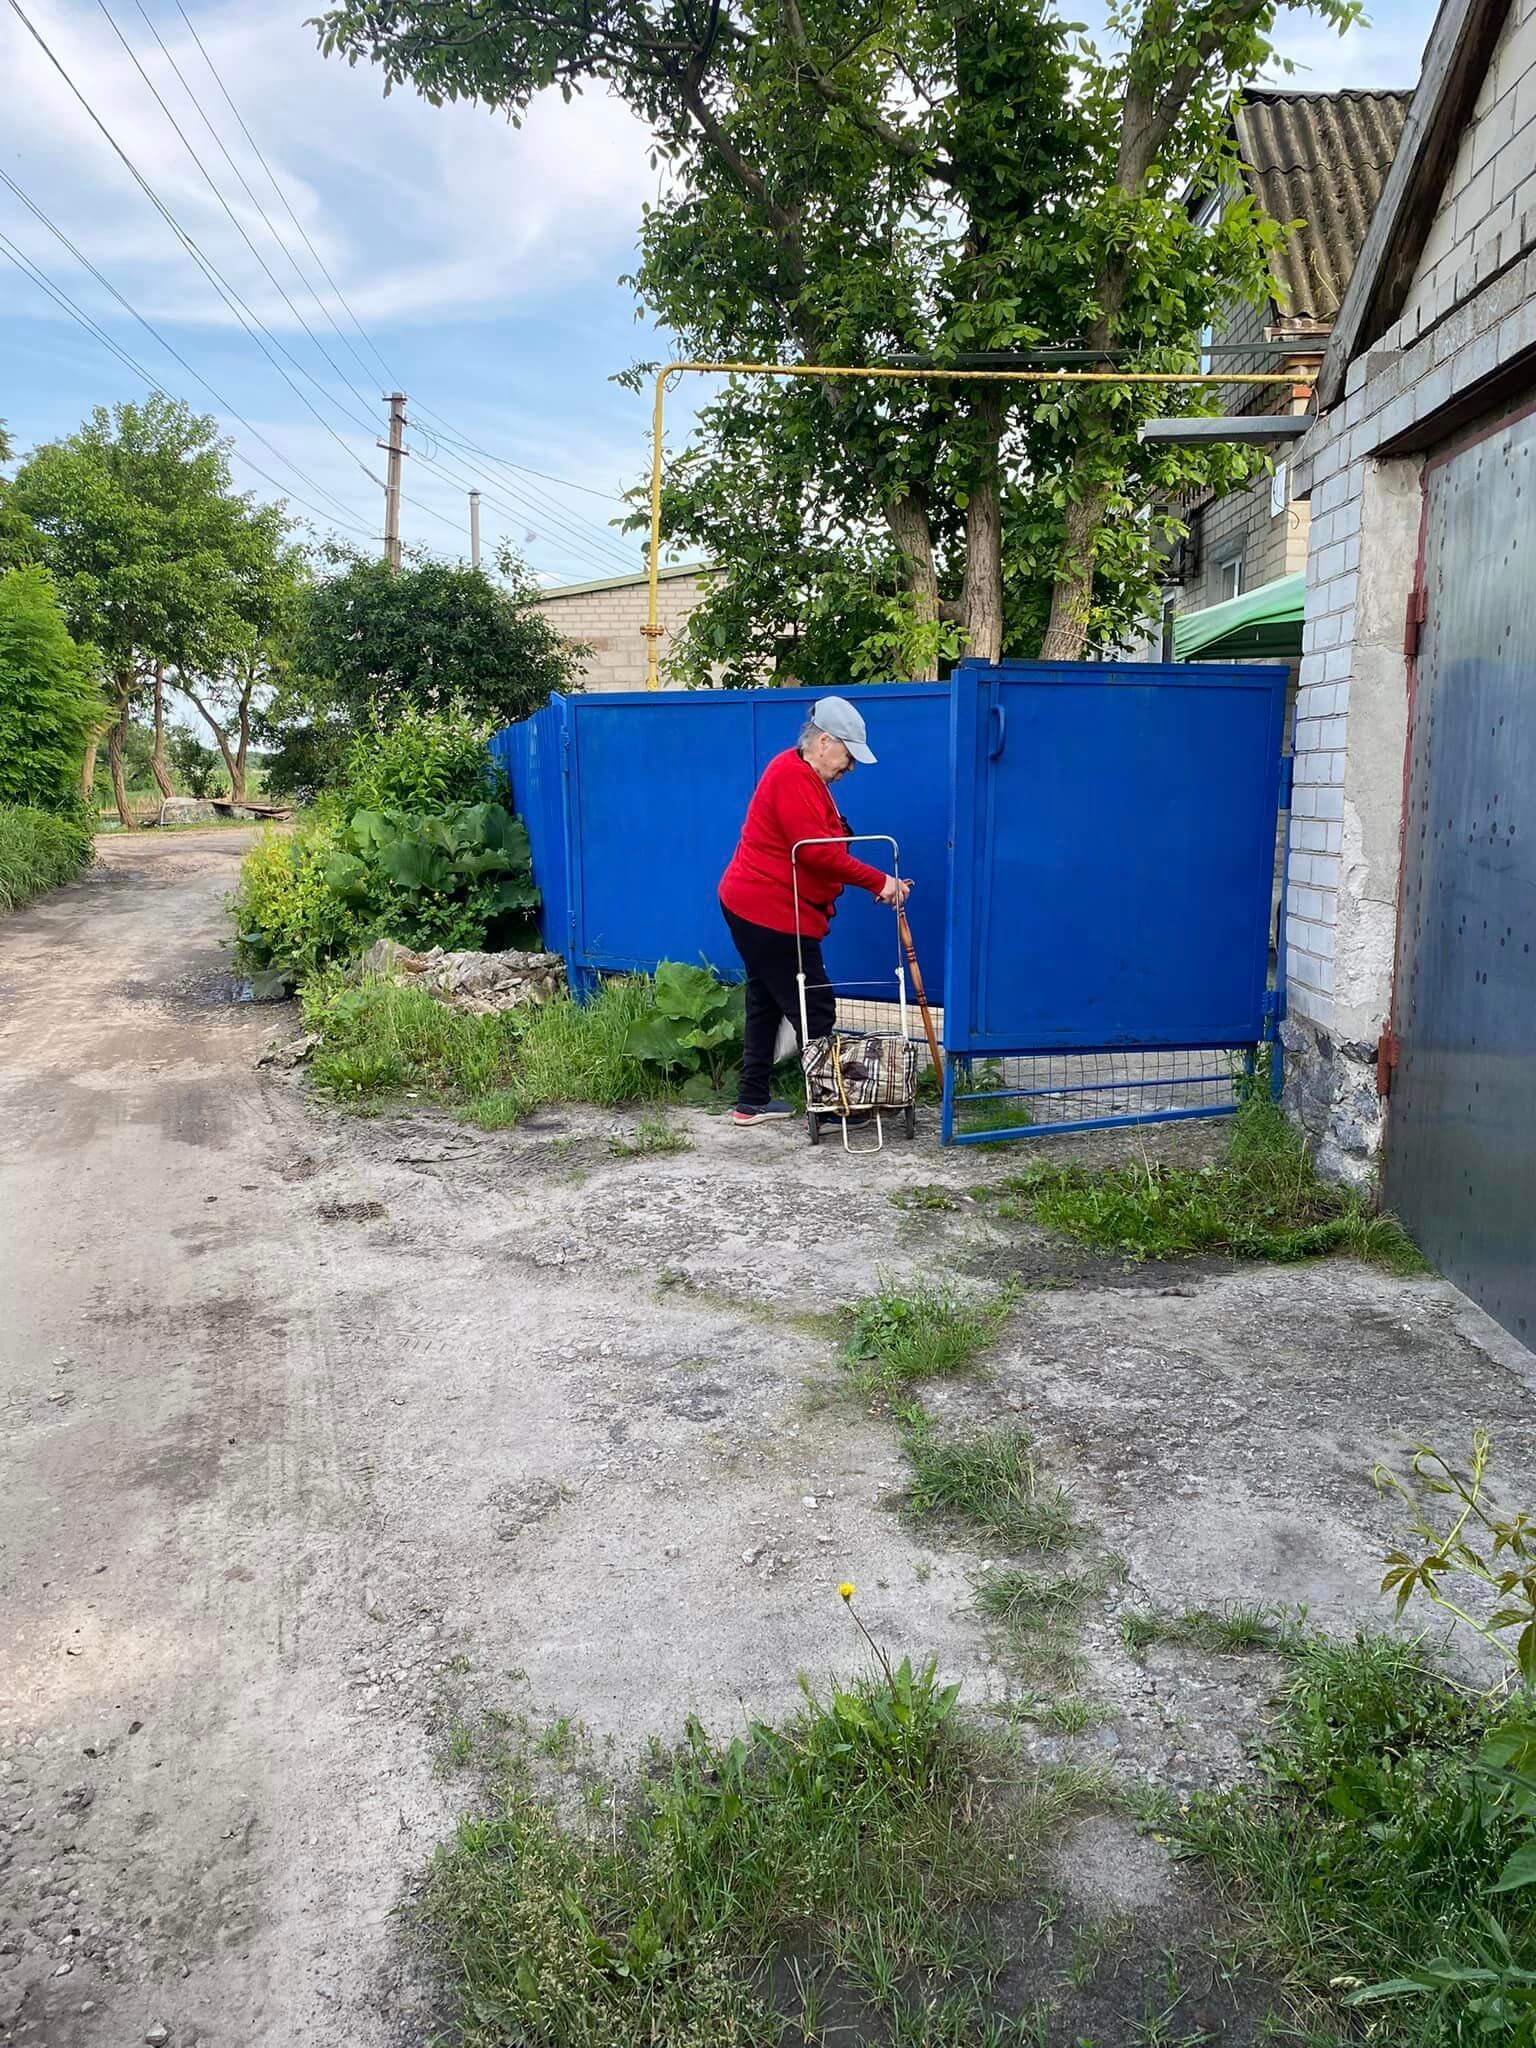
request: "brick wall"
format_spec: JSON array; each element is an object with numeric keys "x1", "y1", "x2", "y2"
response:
[
  {"x1": 1398, "y1": 0, "x2": 1536, "y2": 340},
  {"x1": 1283, "y1": 0, "x2": 1536, "y2": 1175},
  {"x1": 533, "y1": 569, "x2": 721, "y2": 692}
]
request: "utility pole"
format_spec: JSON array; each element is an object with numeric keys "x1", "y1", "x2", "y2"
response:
[
  {"x1": 380, "y1": 391, "x2": 406, "y2": 570},
  {"x1": 469, "y1": 489, "x2": 481, "y2": 570}
]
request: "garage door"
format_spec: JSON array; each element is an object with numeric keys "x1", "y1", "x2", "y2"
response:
[{"x1": 1385, "y1": 407, "x2": 1536, "y2": 1346}]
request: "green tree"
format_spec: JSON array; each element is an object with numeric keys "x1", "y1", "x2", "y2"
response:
[
  {"x1": 8, "y1": 397, "x2": 292, "y2": 826},
  {"x1": 167, "y1": 726, "x2": 225, "y2": 798},
  {"x1": 316, "y1": 0, "x2": 1352, "y2": 677},
  {"x1": 173, "y1": 522, "x2": 306, "y2": 804},
  {"x1": 275, "y1": 540, "x2": 577, "y2": 772},
  {"x1": 0, "y1": 564, "x2": 106, "y2": 811},
  {"x1": 0, "y1": 418, "x2": 41, "y2": 576}
]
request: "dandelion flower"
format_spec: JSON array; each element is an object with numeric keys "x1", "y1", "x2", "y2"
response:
[{"x1": 839, "y1": 1582, "x2": 855, "y2": 1602}]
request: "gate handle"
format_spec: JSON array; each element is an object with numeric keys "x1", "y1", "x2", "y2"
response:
[{"x1": 988, "y1": 702, "x2": 1007, "y2": 760}]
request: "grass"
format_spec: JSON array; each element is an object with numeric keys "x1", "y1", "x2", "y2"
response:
[
  {"x1": 608, "y1": 1112, "x2": 693, "y2": 1159},
  {"x1": 0, "y1": 805, "x2": 94, "y2": 915},
  {"x1": 950, "y1": 1060, "x2": 1035, "y2": 1145},
  {"x1": 298, "y1": 972, "x2": 678, "y2": 1127},
  {"x1": 901, "y1": 1414, "x2": 1086, "y2": 1553},
  {"x1": 992, "y1": 1095, "x2": 1425, "y2": 1273},
  {"x1": 1119, "y1": 1602, "x2": 1298, "y2": 1660},
  {"x1": 1178, "y1": 1633, "x2": 1535, "y2": 2048},
  {"x1": 418, "y1": 1663, "x2": 1101, "y2": 2048},
  {"x1": 841, "y1": 1279, "x2": 1010, "y2": 1399}
]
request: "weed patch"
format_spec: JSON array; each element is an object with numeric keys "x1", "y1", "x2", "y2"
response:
[
  {"x1": 1179, "y1": 1633, "x2": 1528, "y2": 2047},
  {"x1": 608, "y1": 1112, "x2": 693, "y2": 1159},
  {"x1": 1119, "y1": 1602, "x2": 1297, "y2": 1659},
  {"x1": 419, "y1": 1662, "x2": 1098, "y2": 2048},
  {"x1": 901, "y1": 1415, "x2": 1086, "y2": 1553},
  {"x1": 301, "y1": 972, "x2": 521, "y2": 1115},
  {"x1": 0, "y1": 805, "x2": 94, "y2": 915},
  {"x1": 841, "y1": 1279, "x2": 1009, "y2": 1398},
  {"x1": 992, "y1": 1096, "x2": 1424, "y2": 1272}
]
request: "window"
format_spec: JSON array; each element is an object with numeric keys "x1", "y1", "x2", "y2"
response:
[{"x1": 1218, "y1": 555, "x2": 1244, "y2": 602}]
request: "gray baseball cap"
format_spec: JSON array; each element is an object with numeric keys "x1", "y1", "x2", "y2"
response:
[{"x1": 811, "y1": 694, "x2": 876, "y2": 765}]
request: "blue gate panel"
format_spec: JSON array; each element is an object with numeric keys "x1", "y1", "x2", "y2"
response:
[
  {"x1": 489, "y1": 698, "x2": 569, "y2": 950},
  {"x1": 497, "y1": 684, "x2": 950, "y2": 1001},
  {"x1": 945, "y1": 660, "x2": 1288, "y2": 1054}
]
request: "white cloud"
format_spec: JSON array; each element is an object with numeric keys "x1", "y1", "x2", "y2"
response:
[{"x1": 0, "y1": 0, "x2": 657, "y2": 336}]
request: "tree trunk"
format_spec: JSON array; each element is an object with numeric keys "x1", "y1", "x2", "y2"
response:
[
  {"x1": 884, "y1": 490, "x2": 941, "y2": 679},
  {"x1": 958, "y1": 392, "x2": 1005, "y2": 665},
  {"x1": 1040, "y1": 485, "x2": 1109, "y2": 661},
  {"x1": 149, "y1": 664, "x2": 176, "y2": 798},
  {"x1": 231, "y1": 670, "x2": 255, "y2": 805},
  {"x1": 179, "y1": 684, "x2": 240, "y2": 795},
  {"x1": 106, "y1": 688, "x2": 134, "y2": 831},
  {"x1": 80, "y1": 734, "x2": 100, "y2": 802}
]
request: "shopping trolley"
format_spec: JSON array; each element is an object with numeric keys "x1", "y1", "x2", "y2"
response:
[{"x1": 791, "y1": 834, "x2": 919, "y2": 1150}]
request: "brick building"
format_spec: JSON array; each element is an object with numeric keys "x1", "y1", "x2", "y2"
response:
[
  {"x1": 532, "y1": 562, "x2": 718, "y2": 691},
  {"x1": 1165, "y1": 91, "x2": 1410, "y2": 656},
  {"x1": 1282, "y1": 0, "x2": 1536, "y2": 1343}
]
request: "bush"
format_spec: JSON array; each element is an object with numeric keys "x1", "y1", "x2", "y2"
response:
[
  {"x1": 320, "y1": 802, "x2": 538, "y2": 953},
  {"x1": 230, "y1": 818, "x2": 356, "y2": 989},
  {"x1": 0, "y1": 565, "x2": 105, "y2": 810},
  {"x1": 623, "y1": 960, "x2": 745, "y2": 1100},
  {"x1": 338, "y1": 706, "x2": 502, "y2": 813},
  {"x1": 0, "y1": 805, "x2": 94, "y2": 914},
  {"x1": 167, "y1": 728, "x2": 226, "y2": 798}
]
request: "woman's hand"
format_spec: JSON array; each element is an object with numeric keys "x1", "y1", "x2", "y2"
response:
[{"x1": 877, "y1": 874, "x2": 913, "y2": 907}]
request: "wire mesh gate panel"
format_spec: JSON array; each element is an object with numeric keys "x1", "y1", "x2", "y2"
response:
[
  {"x1": 1384, "y1": 411, "x2": 1536, "y2": 1348},
  {"x1": 941, "y1": 658, "x2": 1290, "y2": 1143}
]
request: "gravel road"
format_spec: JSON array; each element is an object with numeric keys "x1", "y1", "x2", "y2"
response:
[{"x1": 5, "y1": 829, "x2": 1535, "y2": 2048}]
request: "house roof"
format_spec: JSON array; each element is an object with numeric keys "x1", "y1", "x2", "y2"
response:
[
  {"x1": 533, "y1": 561, "x2": 713, "y2": 602},
  {"x1": 1317, "y1": 0, "x2": 1517, "y2": 407},
  {"x1": 1234, "y1": 91, "x2": 1414, "y2": 326}
]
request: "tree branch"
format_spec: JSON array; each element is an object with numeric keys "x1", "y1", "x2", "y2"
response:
[{"x1": 776, "y1": 0, "x2": 958, "y2": 185}]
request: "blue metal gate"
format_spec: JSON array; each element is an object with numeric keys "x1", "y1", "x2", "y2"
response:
[
  {"x1": 491, "y1": 685, "x2": 951, "y2": 1000},
  {"x1": 941, "y1": 658, "x2": 1291, "y2": 1143}
]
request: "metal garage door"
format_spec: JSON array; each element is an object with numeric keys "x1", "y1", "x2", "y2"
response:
[{"x1": 1385, "y1": 408, "x2": 1536, "y2": 1346}]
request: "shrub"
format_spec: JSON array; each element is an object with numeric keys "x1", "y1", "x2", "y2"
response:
[
  {"x1": 0, "y1": 565, "x2": 105, "y2": 811},
  {"x1": 338, "y1": 706, "x2": 501, "y2": 813},
  {"x1": 623, "y1": 960, "x2": 745, "y2": 1100},
  {"x1": 167, "y1": 728, "x2": 226, "y2": 798},
  {"x1": 231, "y1": 819, "x2": 356, "y2": 990},
  {"x1": 0, "y1": 805, "x2": 94, "y2": 914}
]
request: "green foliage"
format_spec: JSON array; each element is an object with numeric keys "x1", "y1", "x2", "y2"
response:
[
  {"x1": 232, "y1": 748, "x2": 540, "y2": 989},
  {"x1": 993, "y1": 1095, "x2": 1425, "y2": 1271},
  {"x1": 315, "y1": 0, "x2": 1358, "y2": 677},
  {"x1": 901, "y1": 1415, "x2": 1085, "y2": 1552},
  {"x1": 416, "y1": 1656, "x2": 1090, "y2": 2048},
  {"x1": 841, "y1": 1278, "x2": 1006, "y2": 1398},
  {"x1": 623, "y1": 960, "x2": 745, "y2": 1101},
  {"x1": 1180, "y1": 1634, "x2": 1536, "y2": 2047},
  {"x1": 0, "y1": 805, "x2": 94, "y2": 915},
  {"x1": 0, "y1": 565, "x2": 104, "y2": 810},
  {"x1": 283, "y1": 540, "x2": 576, "y2": 746},
  {"x1": 338, "y1": 705, "x2": 500, "y2": 813},
  {"x1": 167, "y1": 727, "x2": 226, "y2": 798},
  {"x1": 608, "y1": 1112, "x2": 693, "y2": 1158},
  {"x1": 1119, "y1": 1603, "x2": 1295, "y2": 1658},
  {"x1": 300, "y1": 970, "x2": 521, "y2": 1111},
  {"x1": 231, "y1": 819, "x2": 357, "y2": 989}
]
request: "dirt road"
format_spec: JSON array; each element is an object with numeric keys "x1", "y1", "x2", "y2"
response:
[{"x1": 5, "y1": 831, "x2": 1536, "y2": 2047}]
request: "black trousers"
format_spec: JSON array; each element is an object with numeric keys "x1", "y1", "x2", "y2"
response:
[{"x1": 721, "y1": 903, "x2": 836, "y2": 1107}]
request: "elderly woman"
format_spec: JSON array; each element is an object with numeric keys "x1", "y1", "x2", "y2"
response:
[{"x1": 718, "y1": 695, "x2": 912, "y2": 1127}]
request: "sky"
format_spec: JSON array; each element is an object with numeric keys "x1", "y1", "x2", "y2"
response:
[{"x1": 0, "y1": 0, "x2": 1439, "y2": 589}]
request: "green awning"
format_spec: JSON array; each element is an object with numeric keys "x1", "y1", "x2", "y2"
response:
[{"x1": 1173, "y1": 570, "x2": 1305, "y2": 661}]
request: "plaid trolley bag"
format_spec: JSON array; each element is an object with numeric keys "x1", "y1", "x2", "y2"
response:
[{"x1": 791, "y1": 833, "x2": 920, "y2": 1150}]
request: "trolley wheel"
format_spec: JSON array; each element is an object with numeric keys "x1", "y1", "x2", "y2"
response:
[
  {"x1": 807, "y1": 1111, "x2": 822, "y2": 1147},
  {"x1": 904, "y1": 1103, "x2": 917, "y2": 1140}
]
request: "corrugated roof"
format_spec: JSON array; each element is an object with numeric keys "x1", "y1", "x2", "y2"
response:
[{"x1": 1234, "y1": 91, "x2": 1413, "y2": 324}]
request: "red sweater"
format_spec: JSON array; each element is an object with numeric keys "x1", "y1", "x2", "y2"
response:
[{"x1": 719, "y1": 749, "x2": 887, "y2": 939}]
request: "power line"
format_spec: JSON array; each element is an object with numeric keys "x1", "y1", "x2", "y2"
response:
[
  {"x1": 94, "y1": 0, "x2": 379, "y2": 439},
  {"x1": 0, "y1": 165, "x2": 372, "y2": 531},
  {"x1": 126, "y1": 0, "x2": 384, "y2": 425},
  {"x1": 409, "y1": 402, "x2": 632, "y2": 504},
  {"x1": 172, "y1": 0, "x2": 394, "y2": 393},
  {"x1": 8, "y1": 0, "x2": 382, "y2": 494},
  {"x1": 407, "y1": 438, "x2": 638, "y2": 574},
  {"x1": 408, "y1": 419, "x2": 639, "y2": 564},
  {"x1": 0, "y1": 232, "x2": 374, "y2": 534}
]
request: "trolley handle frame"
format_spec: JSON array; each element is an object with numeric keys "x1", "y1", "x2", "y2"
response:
[{"x1": 788, "y1": 833, "x2": 909, "y2": 1050}]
